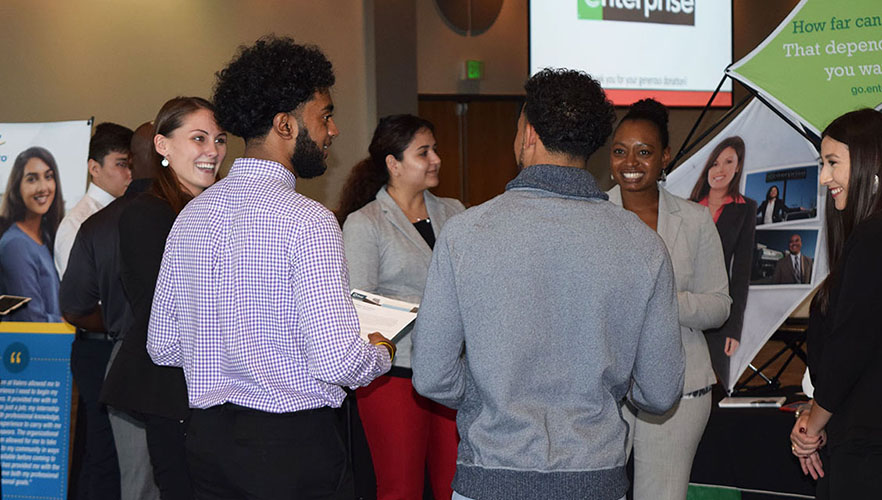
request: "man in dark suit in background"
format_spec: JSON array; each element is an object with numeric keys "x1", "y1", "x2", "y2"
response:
[
  {"x1": 61, "y1": 122, "x2": 161, "y2": 500},
  {"x1": 773, "y1": 233, "x2": 813, "y2": 284}
]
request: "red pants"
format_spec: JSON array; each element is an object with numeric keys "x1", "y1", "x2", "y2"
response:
[{"x1": 356, "y1": 375, "x2": 459, "y2": 500}]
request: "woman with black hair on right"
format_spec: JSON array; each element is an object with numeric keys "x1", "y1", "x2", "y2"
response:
[
  {"x1": 689, "y1": 136, "x2": 756, "y2": 382},
  {"x1": 790, "y1": 108, "x2": 882, "y2": 497},
  {"x1": 338, "y1": 114, "x2": 464, "y2": 500}
]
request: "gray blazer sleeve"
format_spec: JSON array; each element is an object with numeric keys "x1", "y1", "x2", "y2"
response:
[
  {"x1": 342, "y1": 210, "x2": 380, "y2": 293},
  {"x1": 630, "y1": 247, "x2": 685, "y2": 414},
  {"x1": 676, "y1": 208, "x2": 731, "y2": 331}
]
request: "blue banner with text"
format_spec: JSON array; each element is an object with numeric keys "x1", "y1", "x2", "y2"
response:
[{"x1": 0, "y1": 322, "x2": 74, "y2": 500}]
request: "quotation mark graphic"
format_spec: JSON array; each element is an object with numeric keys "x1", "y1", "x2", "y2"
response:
[{"x1": 3, "y1": 342, "x2": 29, "y2": 373}]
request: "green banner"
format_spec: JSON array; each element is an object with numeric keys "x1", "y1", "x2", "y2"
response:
[{"x1": 729, "y1": 0, "x2": 882, "y2": 134}]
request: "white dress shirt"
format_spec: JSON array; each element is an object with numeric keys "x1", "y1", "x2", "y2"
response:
[
  {"x1": 763, "y1": 201, "x2": 774, "y2": 225},
  {"x1": 54, "y1": 183, "x2": 115, "y2": 276}
]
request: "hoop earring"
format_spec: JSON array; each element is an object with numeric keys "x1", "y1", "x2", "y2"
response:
[
  {"x1": 659, "y1": 169, "x2": 667, "y2": 183},
  {"x1": 873, "y1": 174, "x2": 879, "y2": 194},
  {"x1": 161, "y1": 157, "x2": 169, "y2": 168}
]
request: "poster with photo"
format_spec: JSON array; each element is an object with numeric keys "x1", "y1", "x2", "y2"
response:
[
  {"x1": 746, "y1": 164, "x2": 819, "y2": 227},
  {"x1": 0, "y1": 120, "x2": 92, "y2": 215},
  {"x1": 751, "y1": 228, "x2": 819, "y2": 286},
  {"x1": 666, "y1": 99, "x2": 824, "y2": 391}
]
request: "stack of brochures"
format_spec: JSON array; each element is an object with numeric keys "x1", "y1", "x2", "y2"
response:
[
  {"x1": 718, "y1": 396, "x2": 787, "y2": 408},
  {"x1": 351, "y1": 290, "x2": 419, "y2": 344}
]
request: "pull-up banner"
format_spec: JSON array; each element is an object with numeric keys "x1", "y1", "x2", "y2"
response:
[
  {"x1": 665, "y1": 99, "x2": 823, "y2": 392},
  {"x1": 0, "y1": 322, "x2": 75, "y2": 500},
  {"x1": 729, "y1": 0, "x2": 882, "y2": 135}
]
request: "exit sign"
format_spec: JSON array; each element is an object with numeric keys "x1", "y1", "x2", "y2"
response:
[{"x1": 465, "y1": 60, "x2": 484, "y2": 80}]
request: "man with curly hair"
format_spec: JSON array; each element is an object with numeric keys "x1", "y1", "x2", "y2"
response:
[
  {"x1": 411, "y1": 69, "x2": 685, "y2": 500},
  {"x1": 147, "y1": 36, "x2": 393, "y2": 499}
]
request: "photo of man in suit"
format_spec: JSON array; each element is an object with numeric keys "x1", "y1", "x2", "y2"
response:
[{"x1": 773, "y1": 233, "x2": 813, "y2": 284}]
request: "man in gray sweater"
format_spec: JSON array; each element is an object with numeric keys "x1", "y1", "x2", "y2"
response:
[{"x1": 412, "y1": 69, "x2": 685, "y2": 500}]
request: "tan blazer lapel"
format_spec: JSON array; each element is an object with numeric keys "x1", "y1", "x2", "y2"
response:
[{"x1": 657, "y1": 188, "x2": 682, "y2": 252}]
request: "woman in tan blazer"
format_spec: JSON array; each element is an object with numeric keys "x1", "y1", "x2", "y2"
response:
[{"x1": 607, "y1": 99, "x2": 732, "y2": 500}]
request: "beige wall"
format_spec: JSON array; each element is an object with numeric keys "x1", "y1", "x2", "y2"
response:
[
  {"x1": 417, "y1": 0, "x2": 528, "y2": 95},
  {"x1": 0, "y1": 0, "x2": 376, "y2": 208}
]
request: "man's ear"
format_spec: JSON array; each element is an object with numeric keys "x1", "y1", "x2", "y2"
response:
[
  {"x1": 662, "y1": 147, "x2": 671, "y2": 167},
  {"x1": 523, "y1": 121, "x2": 539, "y2": 150},
  {"x1": 87, "y1": 158, "x2": 102, "y2": 178},
  {"x1": 273, "y1": 112, "x2": 298, "y2": 141}
]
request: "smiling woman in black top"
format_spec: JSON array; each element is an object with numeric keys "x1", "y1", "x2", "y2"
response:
[
  {"x1": 101, "y1": 97, "x2": 227, "y2": 500},
  {"x1": 790, "y1": 108, "x2": 882, "y2": 498}
]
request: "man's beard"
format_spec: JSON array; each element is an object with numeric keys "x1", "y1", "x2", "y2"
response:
[{"x1": 291, "y1": 127, "x2": 327, "y2": 179}]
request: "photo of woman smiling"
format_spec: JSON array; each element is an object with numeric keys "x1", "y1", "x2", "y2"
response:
[
  {"x1": 689, "y1": 136, "x2": 756, "y2": 384},
  {"x1": 0, "y1": 146, "x2": 65, "y2": 322}
]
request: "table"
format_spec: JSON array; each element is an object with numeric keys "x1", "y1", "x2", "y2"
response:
[{"x1": 689, "y1": 387, "x2": 816, "y2": 499}]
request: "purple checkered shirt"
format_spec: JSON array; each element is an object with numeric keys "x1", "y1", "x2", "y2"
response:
[{"x1": 147, "y1": 157, "x2": 391, "y2": 413}]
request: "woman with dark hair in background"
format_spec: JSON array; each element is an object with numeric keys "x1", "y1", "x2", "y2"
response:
[
  {"x1": 0, "y1": 147, "x2": 64, "y2": 322},
  {"x1": 608, "y1": 99, "x2": 731, "y2": 500},
  {"x1": 757, "y1": 184, "x2": 801, "y2": 225},
  {"x1": 338, "y1": 114, "x2": 464, "y2": 500},
  {"x1": 790, "y1": 108, "x2": 882, "y2": 497},
  {"x1": 689, "y1": 136, "x2": 756, "y2": 382},
  {"x1": 757, "y1": 185, "x2": 784, "y2": 225},
  {"x1": 101, "y1": 97, "x2": 226, "y2": 500}
]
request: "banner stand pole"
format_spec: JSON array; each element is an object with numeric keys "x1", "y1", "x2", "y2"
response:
[
  {"x1": 741, "y1": 86, "x2": 821, "y2": 150},
  {"x1": 666, "y1": 71, "x2": 731, "y2": 175}
]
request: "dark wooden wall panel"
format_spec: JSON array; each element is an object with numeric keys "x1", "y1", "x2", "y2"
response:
[
  {"x1": 419, "y1": 96, "x2": 522, "y2": 206},
  {"x1": 419, "y1": 100, "x2": 464, "y2": 201},
  {"x1": 463, "y1": 100, "x2": 521, "y2": 205}
]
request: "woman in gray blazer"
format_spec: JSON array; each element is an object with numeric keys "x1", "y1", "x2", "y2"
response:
[
  {"x1": 607, "y1": 100, "x2": 732, "y2": 500},
  {"x1": 337, "y1": 114, "x2": 465, "y2": 500}
]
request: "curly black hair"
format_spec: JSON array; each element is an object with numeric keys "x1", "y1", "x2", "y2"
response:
[
  {"x1": 523, "y1": 68, "x2": 615, "y2": 160},
  {"x1": 213, "y1": 35, "x2": 335, "y2": 141},
  {"x1": 618, "y1": 98, "x2": 669, "y2": 149}
]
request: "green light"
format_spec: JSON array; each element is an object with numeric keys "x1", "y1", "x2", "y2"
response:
[{"x1": 466, "y1": 60, "x2": 484, "y2": 80}]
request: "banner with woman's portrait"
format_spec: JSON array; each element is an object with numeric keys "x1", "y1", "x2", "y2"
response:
[
  {"x1": 0, "y1": 120, "x2": 92, "y2": 212},
  {"x1": 665, "y1": 99, "x2": 824, "y2": 391},
  {"x1": 0, "y1": 119, "x2": 90, "y2": 500}
]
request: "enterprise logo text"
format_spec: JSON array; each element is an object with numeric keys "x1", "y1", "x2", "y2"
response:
[{"x1": 579, "y1": 0, "x2": 695, "y2": 26}]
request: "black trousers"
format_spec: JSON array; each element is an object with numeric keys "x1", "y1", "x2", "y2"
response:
[
  {"x1": 186, "y1": 404, "x2": 354, "y2": 500},
  {"x1": 69, "y1": 338, "x2": 120, "y2": 500},
  {"x1": 143, "y1": 413, "x2": 192, "y2": 500},
  {"x1": 816, "y1": 443, "x2": 882, "y2": 499}
]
